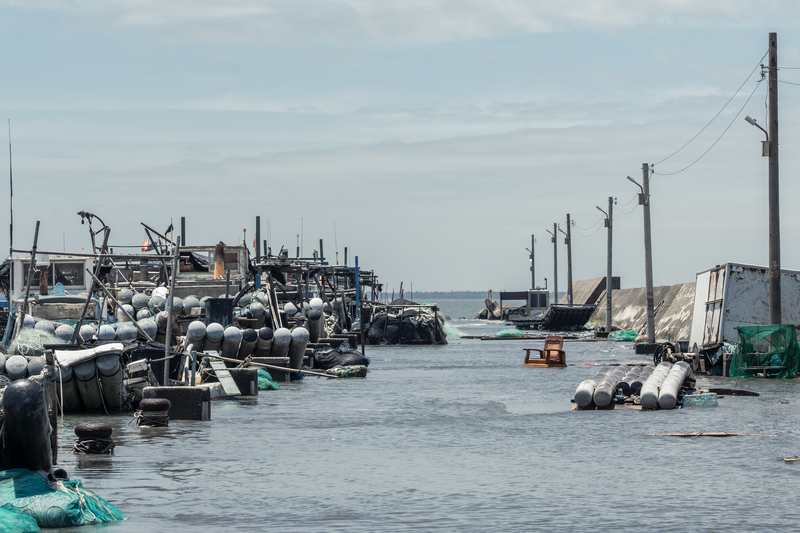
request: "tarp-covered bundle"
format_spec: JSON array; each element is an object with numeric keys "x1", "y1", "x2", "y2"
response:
[
  {"x1": 0, "y1": 469, "x2": 126, "y2": 529},
  {"x1": 731, "y1": 324, "x2": 800, "y2": 378},
  {"x1": 366, "y1": 303, "x2": 447, "y2": 345}
]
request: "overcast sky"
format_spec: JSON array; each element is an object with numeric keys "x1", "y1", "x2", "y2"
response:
[{"x1": 2, "y1": 1, "x2": 800, "y2": 294}]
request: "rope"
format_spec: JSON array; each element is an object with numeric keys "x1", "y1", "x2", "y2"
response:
[
  {"x1": 71, "y1": 437, "x2": 115, "y2": 455},
  {"x1": 128, "y1": 410, "x2": 169, "y2": 427}
]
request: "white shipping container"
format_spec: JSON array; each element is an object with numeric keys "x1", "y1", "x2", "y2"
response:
[{"x1": 688, "y1": 262, "x2": 800, "y2": 350}]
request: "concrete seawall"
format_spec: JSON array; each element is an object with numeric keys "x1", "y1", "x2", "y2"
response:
[{"x1": 566, "y1": 277, "x2": 695, "y2": 341}]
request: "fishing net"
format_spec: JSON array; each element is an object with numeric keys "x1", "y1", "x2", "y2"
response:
[
  {"x1": 494, "y1": 328, "x2": 524, "y2": 338},
  {"x1": 8, "y1": 329, "x2": 61, "y2": 357},
  {"x1": 608, "y1": 330, "x2": 638, "y2": 342},
  {"x1": 0, "y1": 507, "x2": 39, "y2": 533},
  {"x1": 0, "y1": 469, "x2": 126, "y2": 528},
  {"x1": 443, "y1": 323, "x2": 462, "y2": 339},
  {"x1": 730, "y1": 325, "x2": 800, "y2": 378},
  {"x1": 257, "y1": 369, "x2": 281, "y2": 390}
]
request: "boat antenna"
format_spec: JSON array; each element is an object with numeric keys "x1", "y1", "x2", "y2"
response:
[
  {"x1": 8, "y1": 119, "x2": 12, "y2": 261},
  {"x1": 333, "y1": 220, "x2": 338, "y2": 263}
]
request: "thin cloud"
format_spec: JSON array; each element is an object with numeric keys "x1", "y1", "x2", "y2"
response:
[{"x1": 4, "y1": 0, "x2": 790, "y2": 45}]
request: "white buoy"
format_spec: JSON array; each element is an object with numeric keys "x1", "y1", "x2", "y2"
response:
[
  {"x1": 658, "y1": 361, "x2": 693, "y2": 409},
  {"x1": 171, "y1": 296, "x2": 183, "y2": 315},
  {"x1": 117, "y1": 288, "x2": 134, "y2": 304},
  {"x1": 96, "y1": 353, "x2": 127, "y2": 409},
  {"x1": 237, "y1": 294, "x2": 252, "y2": 308},
  {"x1": 136, "y1": 308, "x2": 152, "y2": 320},
  {"x1": 310, "y1": 297, "x2": 323, "y2": 310},
  {"x1": 97, "y1": 324, "x2": 116, "y2": 341},
  {"x1": 131, "y1": 292, "x2": 149, "y2": 309},
  {"x1": 640, "y1": 362, "x2": 673, "y2": 409},
  {"x1": 183, "y1": 296, "x2": 200, "y2": 315},
  {"x1": 204, "y1": 322, "x2": 225, "y2": 352},
  {"x1": 248, "y1": 302, "x2": 266, "y2": 328},
  {"x1": 27, "y1": 356, "x2": 46, "y2": 376},
  {"x1": 138, "y1": 318, "x2": 158, "y2": 340},
  {"x1": 185, "y1": 321, "x2": 207, "y2": 353},
  {"x1": 74, "y1": 360, "x2": 104, "y2": 410},
  {"x1": 271, "y1": 328, "x2": 293, "y2": 359},
  {"x1": 152, "y1": 287, "x2": 169, "y2": 299},
  {"x1": 34, "y1": 320, "x2": 56, "y2": 335},
  {"x1": 54, "y1": 324, "x2": 75, "y2": 342},
  {"x1": 574, "y1": 368, "x2": 611, "y2": 407},
  {"x1": 115, "y1": 322, "x2": 138, "y2": 341},
  {"x1": 149, "y1": 294, "x2": 166, "y2": 311},
  {"x1": 221, "y1": 326, "x2": 242, "y2": 359},
  {"x1": 284, "y1": 302, "x2": 298, "y2": 316},
  {"x1": 6, "y1": 355, "x2": 28, "y2": 380},
  {"x1": 79, "y1": 324, "x2": 96, "y2": 343},
  {"x1": 288, "y1": 327, "x2": 310, "y2": 370}
]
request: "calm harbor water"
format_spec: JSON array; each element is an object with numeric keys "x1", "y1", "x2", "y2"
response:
[{"x1": 51, "y1": 305, "x2": 800, "y2": 532}]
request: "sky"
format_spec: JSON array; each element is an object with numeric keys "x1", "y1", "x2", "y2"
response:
[{"x1": 2, "y1": 1, "x2": 800, "y2": 294}]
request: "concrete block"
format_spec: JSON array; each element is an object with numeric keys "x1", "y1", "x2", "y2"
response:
[
  {"x1": 227, "y1": 368, "x2": 258, "y2": 396},
  {"x1": 251, "y1": 357, "x2": 292, "y2": 382},
  {"x1": 142, "y1": 386, "x2": 211, "y2": 421}
]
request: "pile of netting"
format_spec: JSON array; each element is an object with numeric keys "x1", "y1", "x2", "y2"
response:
[
  {"x1": 730, "y1": 325, "x2": 800, "y2": 378},
  {"x1": 494, "y1": 328, "x2": 524, "y2": 338},
  {"x1": 7, "y1": 329, "x2": 61, "y2": 357},
  {"x1": 607, "y1": 330, "x2": 638, "y2": 342},
  {"x1": 0, "y1": 469, "x2": 126, "y2": 530}
]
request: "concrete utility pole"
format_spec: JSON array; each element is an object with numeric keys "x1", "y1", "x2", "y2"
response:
[
  {"x1": 627, "y1": 166, "x2": 655, "y2": 343},
  {"x1": 546, "y1": 224, "x2": 558, "y2": 305},
  {"x1": 529, "y1": 235, "x2": 535, "y2": 290},
  {"x1": 560, "y1": 216, "x2": 573, "y2": 306},
  {"x1": 642, "y1": 164, "x2": 655, "y2": 343},
  {"x1": 597, "y1": 197, "x2": 613, "y2": 332},
  {"x1": 768, "y1": 32, "x2": 782, "y2": 324}
]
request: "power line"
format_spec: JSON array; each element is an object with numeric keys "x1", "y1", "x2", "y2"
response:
[
  {"x1": 572, "y1": 216, "x2": 604, "y2": 232},
  {"x1": 617, "y1": 202, "x2": 639, "y2": 216},
  {"x1": 572, "y1": 222, "x2": 604, "y2": 238},
  {"x1": 653, "y1": 51, "x2": 767, "y2": 166},
  {"x1": 653, "y1": 77, "x2": 764, "y2": 176},
  {"x1": 616, "y1": 193, "x2": 638, "y2": 207}
]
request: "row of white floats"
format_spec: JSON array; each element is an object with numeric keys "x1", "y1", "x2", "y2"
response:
[{"x1": 574, "y1": 361, "x2": 693, "y2": 410}]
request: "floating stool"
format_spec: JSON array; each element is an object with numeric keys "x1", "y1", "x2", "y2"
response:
[
  {"x1": 135, "y1": 397, "x2": 171, "y2": 427},
  {"x1": 72, "y1": 422, "x2": 115, "y2": 454}
]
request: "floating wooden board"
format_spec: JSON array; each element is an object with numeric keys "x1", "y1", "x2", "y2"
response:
[
  {"x1": 646, "y1": 432, "x2": 777, "y2": 438},
  {"x1": 208, "y1": 358, "x2": 241, "y2": 397}
]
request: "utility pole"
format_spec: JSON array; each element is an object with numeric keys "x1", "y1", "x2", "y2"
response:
[
  {"x1": 642, "y1": 164, "x2": 655, "y2": 343},
  {"x1": 627, "y1": 167, "x2": 655, "y2": 342},
  {"x1": 564, "y1": 214, "x2": 573, "y2": 306},
  {"x1": 597, "y1": 197, "x2": 613, "y2": 332},
  {"x1": 529, "y1": 235, "x2": 535, "y2": 289},
  {"x1": 546, "y1": 223, "x2": 558, "y2": 305},
  {"x1": 768, "y1": 32, "x2": 781, "y2": 324}
]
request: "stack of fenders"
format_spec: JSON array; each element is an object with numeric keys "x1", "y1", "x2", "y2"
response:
[{"x1": 573, "y1": 361, "x2": 695, "y2": 410}]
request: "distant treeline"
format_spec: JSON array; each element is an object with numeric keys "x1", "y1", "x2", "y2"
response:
[{"x1": 406, "y1": 291, "x2": 489, "y2": 300}]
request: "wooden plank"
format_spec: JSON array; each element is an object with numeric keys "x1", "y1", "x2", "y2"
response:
[{"x1": 207, "y1": 356, "x2": 241, "y2": 396}]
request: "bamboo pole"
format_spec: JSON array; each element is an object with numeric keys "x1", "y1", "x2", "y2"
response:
[
  {"x1": 163, "y1": 243, "x2": 180, "y2": 385},
  {"x1": 14, "y1": 221, "x2": 40, "y2": 338},
  {"x1": 204, "y1": 352, "x2": 337, "y2": 379},
  {"x1": 85, "y1": 269, "x2": 154, "y2": 341}
]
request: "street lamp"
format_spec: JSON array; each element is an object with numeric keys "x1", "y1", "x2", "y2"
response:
[
  {"x1": 745, "y1": 116, "x2": 770, "y2": 156},
  {"x1": 597, "y1": 201, "x2": 613, "y2": 334}
]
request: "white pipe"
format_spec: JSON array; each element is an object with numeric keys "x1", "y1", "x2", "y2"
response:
[{"x1": 658, "y1": 361, "x2": 693, "y2": 409}]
